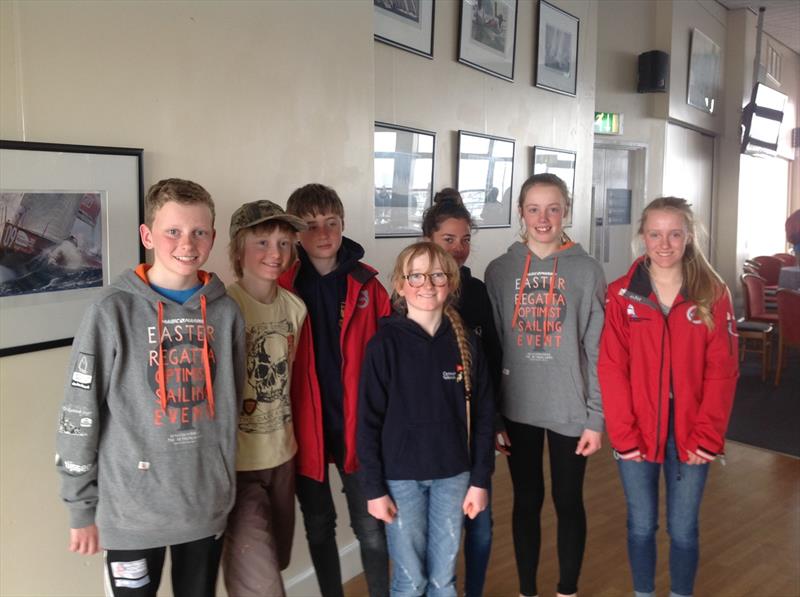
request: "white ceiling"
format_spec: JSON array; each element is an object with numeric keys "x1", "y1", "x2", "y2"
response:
[{"x1": 716, "y1": 0, "x2": 800, "y2": 55}]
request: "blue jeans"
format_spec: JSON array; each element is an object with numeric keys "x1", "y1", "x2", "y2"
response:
[
  {"x1": 463, "y1": 482, "x2": 492, "y2": 597},
  {"x1": 617, "y1": 430, "x2": 709, "y2": 597},
  {"x1": 385, "y1": 472, "x2": 470, "y2": 597}
]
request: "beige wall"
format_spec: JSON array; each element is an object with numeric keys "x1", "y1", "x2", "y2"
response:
[
  {"x1": 371, "y1": 0, "x2": 599, "y2": 283},
  {"x1": 0, "y1": 1, "x2": 375, "y2": 595}
]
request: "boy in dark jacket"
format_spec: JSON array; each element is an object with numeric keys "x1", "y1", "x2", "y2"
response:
[{"x1": 279, "y1": 183, "x2": 391, "y2": 597}]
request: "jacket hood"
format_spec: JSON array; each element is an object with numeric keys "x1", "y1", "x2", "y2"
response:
[
  {"x1": 505, "y1": 239, "x2": 589, "y2": 261},
  {"x1": 114, "y1": 265, "x2": 228, "y2": 305},
  {"x1": 297, "y1": 236, "x2": 365, "y2": 279}
]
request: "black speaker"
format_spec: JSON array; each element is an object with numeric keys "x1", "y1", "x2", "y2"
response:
[{"x1": 637, "y1": 50, "x2": 669, "y2": 93}]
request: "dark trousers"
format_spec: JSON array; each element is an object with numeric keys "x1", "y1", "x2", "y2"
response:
[
  {"x1": 296, "y1": 463, "x2": 389, "y2": 597},
  {"x1": 104, "y1": 534, "x2": 223, "y2": 597},
  {"x1": 505, "y1": 419, "x2": 588, "y2": 597}
]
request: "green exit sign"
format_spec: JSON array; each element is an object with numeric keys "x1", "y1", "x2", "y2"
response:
[{"x1": 594, "y1": 112, "x2": 623, "y2": 135}]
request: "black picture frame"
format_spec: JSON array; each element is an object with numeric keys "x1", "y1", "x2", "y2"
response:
[
  {"x1": 535, "y1": 0, "x2": 579, "y2": 97},
  {"x1": 0, "y1": 140, "x2": 144, "y2": 356},
  {"x1": 458, "y1": 0, "x2": 519, "y2": 81},
  {"x1": 374, "y1": 122, "x2": 436, "y2": 238},
  {"x1": 457, "y1": 130, "x2": 515, "y2": 229},
  {"x1": 374, "y1": 0, "x2": 436, "y2": 59},
  {"x1": 532, "y1": 145, "x2": 576, "y2": 227}
]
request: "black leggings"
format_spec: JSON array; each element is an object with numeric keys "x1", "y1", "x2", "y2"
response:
[{"x1": 505, "y1": 419, "x2": 588, "y2": 596}]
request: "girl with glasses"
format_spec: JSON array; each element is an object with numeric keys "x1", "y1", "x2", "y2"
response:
[
  {"x1": 485, "y1": 173, "x2": 606, "y2": 597},
  {"x1": 421, "y1": 189, "x2": 502, "y2": 597},
  {"x1": 358, "y1": 241, "x2": 495, "y2": 597}
]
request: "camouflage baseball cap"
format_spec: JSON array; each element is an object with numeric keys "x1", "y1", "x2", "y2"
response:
[{"x1": 229, "y1": 199, "x2": 307, "y2": 239}]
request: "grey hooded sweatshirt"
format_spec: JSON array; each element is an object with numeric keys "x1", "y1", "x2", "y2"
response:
[
  {"x1": 484, "y1": 241, "x2": 606, "y2": 437},
  {"x1": 56, "y1": 266, "x2": 245, "y2": 550}
]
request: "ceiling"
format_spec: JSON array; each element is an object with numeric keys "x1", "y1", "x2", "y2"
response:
[{"x1": 716, "y1": 0, "x2": 800, "y2": 55}]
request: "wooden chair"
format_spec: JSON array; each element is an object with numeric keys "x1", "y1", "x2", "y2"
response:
[
  {"x1": 737, "y1": 319, "x2": 774, "y2": 381},
  {"x1": 741, "y1": 273, "x2": 779, "y2": 325},
  {"x1": 775, "y1": 289, "x2": 800, "y2": 386},
  {"x1": 773, "y1": 253, "x2": 796, "y2": 267}
]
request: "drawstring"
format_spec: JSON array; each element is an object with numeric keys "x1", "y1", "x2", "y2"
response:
[
  {"x1": 200, "y1": 295, "x2": 216, "y2": 418},
  {"x1": 510, "y1": 250, "x2": 559, "y2": 342},
  {"x1": 153, "y1": 287, "x2": 216, "y2": 419},
  {"x1": 543, "y1": 257, "x2": 558, "y2": 344},
  {"x1": 156, "y1": 301, "x2": 168, "y2": 414},
  {"x1": 511, "y1": 252, "x2": 532, "y2": 331}
]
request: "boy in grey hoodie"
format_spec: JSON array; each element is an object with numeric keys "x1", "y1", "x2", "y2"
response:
[{"x1": 55, "y1": 179, "x2": 245, "y2": 597}]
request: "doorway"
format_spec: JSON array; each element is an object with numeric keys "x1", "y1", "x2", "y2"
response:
[{"x1": 591, "y1": 143, "x2": 647, "y2": 282}]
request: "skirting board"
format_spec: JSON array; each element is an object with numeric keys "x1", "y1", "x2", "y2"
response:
[{"x1": 285, "y1": 539, "x2": 361, "y2": 596}]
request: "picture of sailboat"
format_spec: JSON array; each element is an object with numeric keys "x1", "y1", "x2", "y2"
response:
[{"x1": 0, "y1": 192, "x2": 104, "y2": 297}]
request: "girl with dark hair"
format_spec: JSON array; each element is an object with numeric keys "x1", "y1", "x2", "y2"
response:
[
  {"x1": 599, "y1": 197, "x2": 738, "y2": 597},
  {"x1": 485, "y1": 173, "x2": 606, "y2": 597},
  {"x1": 421, "y1": 188, "x2": 502, "y2": 597},
  {"x1": 358, "y1": 242, "x2": 495, "y2": 597}
]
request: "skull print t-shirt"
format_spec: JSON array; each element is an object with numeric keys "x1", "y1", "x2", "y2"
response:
[{"x1": 228, "y1": 283, "x2": 307, "y2": 471}]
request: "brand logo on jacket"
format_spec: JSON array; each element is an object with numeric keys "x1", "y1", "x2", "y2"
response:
[
  {"x1": 357, "y1": 289, "x2": 370, "y2": 309},
  {"x1": 686, "y1": 306, "x2": 703, "y2": 325}
]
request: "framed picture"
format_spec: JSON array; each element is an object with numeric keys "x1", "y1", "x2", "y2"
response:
[
  {"x1": 535, "y1": 0, "x2": 579, "y2": 97},
  {"x1": 532, "y1": 145, "x2": 576, "y2": 227},
  {"x1": 374, "y1": 122, "x2": 436, "y2": 238},
  {"x1": 687, "y1": 28, "x2": 720, "y2": 114},
  {"x1": 374, "y1": 0, "x2": 435, "y2": 59},
  {"x1": 457, "y1": 130, "x2": 515, "y2": 228},
  {"x1": 0, "y1": 140, "x2": 144, "y2": 356},
  {"x1": 458, "y1": 0, "x2": 518, "y2": 81}
]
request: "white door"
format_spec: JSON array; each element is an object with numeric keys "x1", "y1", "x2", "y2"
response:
[{"x1": 592, "y1": 145, "x2": 647, "y2": 282}]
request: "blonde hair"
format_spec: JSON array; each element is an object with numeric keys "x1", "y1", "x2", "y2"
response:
[
  {"x1": 227, "y1": 220, "x2": 298, "y2": 279},
  {"x1": 639, "y1": 197, "x2": 725, "y2": 329},
  {"x1": 390, "y1": 242, "x2": 473, "y2": 400},
  {"x1": 144, "y1": 178, "x2": 215, "y2": 227}
]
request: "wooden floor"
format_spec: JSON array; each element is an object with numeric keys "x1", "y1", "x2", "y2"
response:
[{"x1": 344, "y1": 442, "x2": 800, "y2": 597}]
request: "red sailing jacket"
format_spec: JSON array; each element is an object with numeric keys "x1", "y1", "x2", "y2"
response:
[
  {"x1": 598, "y1": 259, "x2": 739, "y2": 463},
  {"x1": 279, "y1": 259, "x2": 391, "y2": 481}
]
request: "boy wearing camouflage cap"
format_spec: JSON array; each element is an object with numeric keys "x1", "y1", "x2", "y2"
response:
[{"x1": 223, "y1": 200, "x2": 308, "y2": 596}]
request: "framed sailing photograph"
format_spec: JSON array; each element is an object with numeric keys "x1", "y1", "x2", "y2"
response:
[
  {"x1": 535, "y1": 0, "x2": 579, "y2": 96},
  {"x1": 374, "y1": 122, "x2": 436, "y2": 238},
  {"x1": 458, "y1": 0, "x2": 518, "y2": 81},
  {"x1": 0, "y1": 140, "x2": 144, "y2": 356},
  {"x1": 374, "y1": 0, "x2": 435, "y2": 59},
  {"x1": 457, "y1": 130, "x2": 515, "y2": 229}
]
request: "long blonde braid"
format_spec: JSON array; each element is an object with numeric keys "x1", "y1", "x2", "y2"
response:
[{"x1": 444, "y1": 304, "x2": 473, "y2": 446}]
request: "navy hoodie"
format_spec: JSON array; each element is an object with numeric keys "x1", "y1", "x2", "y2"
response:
[
  {"x1": 294, "y1": 237, "x2": 363, "y2": 456},
  {"x1": 357, "y1": 314, "x2": 495, "y2": 500}
]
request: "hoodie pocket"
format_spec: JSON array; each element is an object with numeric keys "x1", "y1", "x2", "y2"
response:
[
  {"x1": 108, "y1": 443, "x2": 233, "y2": 529},
  {"x1": 392, "y1": 421, "x2": 467, "y2": 476}
]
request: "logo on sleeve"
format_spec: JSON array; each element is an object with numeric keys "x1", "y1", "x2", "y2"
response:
[{"x1": 70, "y1": 353, "x2": 95, "y2": 390}]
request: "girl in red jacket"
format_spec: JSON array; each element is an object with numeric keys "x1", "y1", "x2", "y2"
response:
[{"x1": 598, "y1": 197, "x2": 739, "y2": 597}]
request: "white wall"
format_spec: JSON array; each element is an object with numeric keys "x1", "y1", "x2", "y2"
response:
[
  {"x1": 371, "y1": 0, "x2": 599, "y2": 284},
  {"x1": 0, "y1": 1, "x2": 375, "y2": 595}
]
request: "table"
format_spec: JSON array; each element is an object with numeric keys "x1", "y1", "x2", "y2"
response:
[{"x1": 778, "y1": 266, "x2": 800, "y2": 290}]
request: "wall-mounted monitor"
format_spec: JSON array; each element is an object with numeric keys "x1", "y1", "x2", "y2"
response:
[{"x1": 741, "y1": 82, "x2": 787, "y2": 156}]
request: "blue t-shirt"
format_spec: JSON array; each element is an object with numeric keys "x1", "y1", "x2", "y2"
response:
[{"x1": 150, "y1": 283, "x2": 202, "y2": 305}]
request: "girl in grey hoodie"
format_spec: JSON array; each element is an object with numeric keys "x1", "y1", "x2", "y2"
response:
[{"x1": 485, "y1": 173, "x2": 606, "y2": 597}]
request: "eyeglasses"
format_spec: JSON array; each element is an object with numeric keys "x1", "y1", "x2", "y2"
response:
[{"x1": 403, "y1": 272, "x2": 450, "y2": 288}]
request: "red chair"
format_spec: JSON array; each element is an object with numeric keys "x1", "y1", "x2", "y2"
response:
[
  {"x1": 752, "y1": 255, "x2": 782, "y2": 286},
  {"x1": 741, "y1": 273, "x2": 779, "y2": 325},
  {"x1": 774, "y1": 289, "x2": 800, "y2": 386},
  {"x1": 773, "y1": 253, "x2": 796, "y2": 266}
]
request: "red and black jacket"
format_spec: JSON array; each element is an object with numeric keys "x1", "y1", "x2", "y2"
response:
[
  {"x1": 279, "y1": 259, "x2": 391, "y2": 481},
  {"x1": 598, "y1": 259, "x2": 739, "y2": 463}
]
